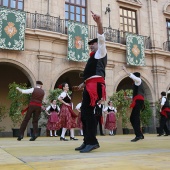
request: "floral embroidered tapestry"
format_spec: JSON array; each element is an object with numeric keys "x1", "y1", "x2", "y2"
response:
[
  {"x1": 126, "y1": 33, "x2": 145, "y2": 66},
  {"x1": 0, "y1": 7, "x2": 26, "y2": 51},
  {"x1": 67, "y1": 21, "x2": 89, "y2": 62}
]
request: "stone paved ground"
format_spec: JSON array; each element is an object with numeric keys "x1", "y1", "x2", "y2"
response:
[{"x1": 0, "y1": 134, "x2": 170, "y2": 170}]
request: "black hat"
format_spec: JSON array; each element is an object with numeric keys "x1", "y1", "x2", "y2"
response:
[
  {"x1": 36, "y1": 81, "x2": 43, "y2": 85},
  {"x1": 133, "y1": 72, "x2": 140, "y2": 77},
  {"x1": 88, "y1": 38, "x2": 98, "y2": 45}
]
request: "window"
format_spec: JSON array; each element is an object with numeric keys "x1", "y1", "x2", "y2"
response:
[
  {"x1": 0, "y1": 0, "x2": 24, "y2": 10},
  {"x1": 120, "y1": 7, "x2": 137, "y2": 34},
  {"x1": 166, "y1": 20, "x2": 170, "y2": 41},
  {"x1": 65, "y1": 0, "x2": 86, "y2": 26}
]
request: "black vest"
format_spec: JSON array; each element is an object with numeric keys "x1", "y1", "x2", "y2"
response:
[
  {"x1": 63, "y1": 95, "x2": 71, "y2": 104},
  {"x1": 83, "y1": 53, "x2": 107, "y2": 81},
  {"x1": 50, "y1": 106, "x2": 59, "y2": 112},
  {"x1": 162, "y1": 97, "x2": 170, "y2": 110},
  {"x1": 133, "y1": 82, "x2": 145, "y2": 98},
  {"x1": 95, "y1": 104, "x2": 103, "y2": 116}
]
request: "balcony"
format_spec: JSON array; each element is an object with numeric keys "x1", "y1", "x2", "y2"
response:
[
  {"x1": 26, "y1": 12, "x2": 152, "y2": 49},
  {"x1": 163, "y1": 41, "x2": 170, "y2": 52}
]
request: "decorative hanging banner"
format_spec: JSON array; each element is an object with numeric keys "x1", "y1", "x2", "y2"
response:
[
  {"x1": 67, "y1": 21, "x2": 89, "y2": 62},
  {"x1": 126, "y1": 33, "x2": 145, "y2": 66},
  {"x1": 0, "y1": 7, "x2": 26, "y2": 51}
]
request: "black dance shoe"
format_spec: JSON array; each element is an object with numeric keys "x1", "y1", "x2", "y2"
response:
[
  {"x1": 80, "y1": 144, "x2": 100, "y2": 153},
  {"x1": 164, "y1": 134, "x2": 169, "y2": 136},
  {"x1": 100, "y1": 134, "x2": 105, "y2": 136},
  {"x1": 17, "y1": 136, "x2": 23, "y2": 141},
  {"x1": 60, "y1": 137, "x2": 68, "y2": 141},
  {"x1": 75, "y1": 143, "x2": 86, "y2": 151},
  {"x1": 157, "y1": 134, "x2": 164, "y2": 137},
  {"x1": 70, "y1": 137, "x2": 78, "y2": 140},
  {"x1": 29, "y1": 135, "x2": 38, "y2": 141}
]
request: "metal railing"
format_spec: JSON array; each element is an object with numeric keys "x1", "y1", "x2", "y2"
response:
[
  {"x1": 26, "y1": 12, "x2": 152, "y2": 49},
  {"x1": 163, "y1": 41, "x2": 170, "y2": 51}
]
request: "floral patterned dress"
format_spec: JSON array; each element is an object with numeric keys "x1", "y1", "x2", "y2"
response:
[{"x1": 59, "y1": 92, "x2": 77, "y2": 129}]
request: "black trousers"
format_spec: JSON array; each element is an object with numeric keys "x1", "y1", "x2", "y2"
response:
[
  {"x1": 159, "y1": 114, "x2": 170, "y2": 135},
  {"x1": 19, "y1": 105, "x2": 41, "y2": 137},
  {"x1": 130, "y1": 100, "x2": 144, "y2": 137},
  {"x1": 81, "y1": 84, "x2": 103, "y2": 145},
  {"x1": 95, "y1": 115, "x2": 104, "y2": 135}
]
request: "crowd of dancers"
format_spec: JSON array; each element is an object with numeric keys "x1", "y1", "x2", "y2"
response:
[{"x1": 45, "y1": 82, "x2": 117, "y2": 140}]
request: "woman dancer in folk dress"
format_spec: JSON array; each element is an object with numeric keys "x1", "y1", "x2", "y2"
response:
[
  {"x1": 104, "y1": 101, "x2": 117, "y2": 136},
  {"x1": 75, "y1": 102, "x2": 83, "y2": 136},
  {"x1": 58, "y1": 83, "x2": 78, "y2": 141},
  {"x1": 45, "y1": 99, "x2": 60, "y2": 137}
]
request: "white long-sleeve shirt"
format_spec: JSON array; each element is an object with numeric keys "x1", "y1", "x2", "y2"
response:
[
  {"x1": 129, "y1": 73, "x2": 141, "y2": 86},
  {"x1": 17, "y1": 86, "x2": 41, "y2": 94},
  {"x1": 94, "y1": 33, "x2": 107, "y2": 59}
]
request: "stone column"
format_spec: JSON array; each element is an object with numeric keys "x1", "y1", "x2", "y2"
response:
[{"x1": 37, "y1": 55, "x2": 54, "y2": 97}]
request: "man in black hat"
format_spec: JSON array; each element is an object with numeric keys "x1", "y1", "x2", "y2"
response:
[
  {"x1": 75, "y1": 12, "x2": 107, "y2": 153},
  {"x1": 122, "y1": 66, "x2": 145, "y2": 142},
  {"x1": 16, "y1": 81, "x2": 45, "y2": 141}
]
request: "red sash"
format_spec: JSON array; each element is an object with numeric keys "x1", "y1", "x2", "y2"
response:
[
  {"x1": 161, "y1": 107, "x2": 170, "y2": 118},
  {"x1": 85, "y1": 77, "x2": 106, "y2": 106},
  {"x1": 21, "y1": 102, "x2": 42, "y2": 115},
  {"x1": 130, "y1": 95, "x2": 144, "y2": 108}
]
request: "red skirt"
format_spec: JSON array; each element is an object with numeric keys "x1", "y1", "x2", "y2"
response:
[
  {"x1": 59, "y1": 104, "x2": 77, "y2": 129},
  {"x1": 77, "y1": 112, "x2": 83, "y2": 129},
  {"x1": 105, "y1": 112, "x2": 116, "y2": 130}
]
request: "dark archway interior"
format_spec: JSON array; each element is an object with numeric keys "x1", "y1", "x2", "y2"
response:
[
  {"x1": 116, "y1": 77, "x2": 133, "y2": 91},
  {"x1": 54, "y1": 70, "x2": 84, "y2": 110}
]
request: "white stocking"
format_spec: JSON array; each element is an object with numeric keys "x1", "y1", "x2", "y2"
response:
[
  {"x1": 80, "y1": 129, "x2": 83, "y2": 135},
  {"x1": 61, "y1": 128, "x2": 67, "y2": 138},
  {"x1": 50, "y1": 130, "x2": 53, "y2": 136},
  {"x1": 54, "y1": 130, "x2": 57, "y2": 136},
  {"x1": 70, "y1": 128, "x2": 74, "y2": 138}
]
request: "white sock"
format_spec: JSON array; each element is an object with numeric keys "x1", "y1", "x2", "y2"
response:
[
  {"x1": 50, "y1": 130, "x2": 53, "y2": 136},
  {"x1": 61, "y1": 128, "x2": 67, "y2": 138},
  {"x1": 80, "y1": 129, "x2": 83, "y2": 135},
  {"x1": 70, "y1": 128, "x2": 74, "y2": 138},
  {"x1": 54, "y1": 130, "x2": 57, "y2": 136}
]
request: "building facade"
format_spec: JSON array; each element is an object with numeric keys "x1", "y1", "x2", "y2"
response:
[{"x1": 0, "y1": 0, "x2": 170, "y2": 135}]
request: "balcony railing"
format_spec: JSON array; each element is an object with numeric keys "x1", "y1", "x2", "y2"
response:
[
  {"x1": 26, "y1": 12, "x2": 152, "y2": 49},
  {"x1": 163, "y1": 41, "x2": 170, "y2": 51}
]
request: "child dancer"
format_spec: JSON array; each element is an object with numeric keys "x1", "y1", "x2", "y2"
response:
[
  {"x1": 45, "y1": 99, "x2": 60, "y2": 137},
  {"x1": 104, "y1": 101, "x2": 117, "y2": 135}
]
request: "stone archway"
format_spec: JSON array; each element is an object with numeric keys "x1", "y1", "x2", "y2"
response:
[
  {"x1": 54, "y1": 69, "x2": 84, "y2": 110},
  {"x1": 115, "y1": 76, "x2": 155, "y2": 133},
  {"x1": 0, "y1": 61, "x2": 34, "y2": 134}
]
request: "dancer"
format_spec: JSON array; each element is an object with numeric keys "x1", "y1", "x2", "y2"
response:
[
  {"x1": 76, "y1": 11, "x2": 107, "y2": 153},
  {"x1": 58, "y1": 83, "x2": 78, "y2": 141},
  {"x1": 157, "y1": 91, "x2": 170, "y2": 136},
  {"x1": 45, "y1": 99, "x2": 60, "y2": 137},
  {"x1": 104, "y1": 101, "x2": 117, "y2": 136},
  {"x1": 16, "y1": 81, "x2": 45, "y2": 141},
  {"x1": 94, "y1": 100, "x2": 105, "y2": 136},
  {"x1": 122, "y1": 66, "x2": 144, "y2": 142},
  {"x1": 75, "y1": 102, "x2": 83, "y2": 136}
]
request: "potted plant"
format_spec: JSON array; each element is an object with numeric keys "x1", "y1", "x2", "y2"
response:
[
  {"x1": 140, "y1": 99, "x2": 152, "y2": 133},
  {"x1": 0, "y1": 104, "x2": 7, "y2": 135},
  {"x1": 110, "y1": 89, "x2": 132, "y2": 134},
  {"x1": 8, "y1": 82, "x2": 30, "y2": 137}
]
